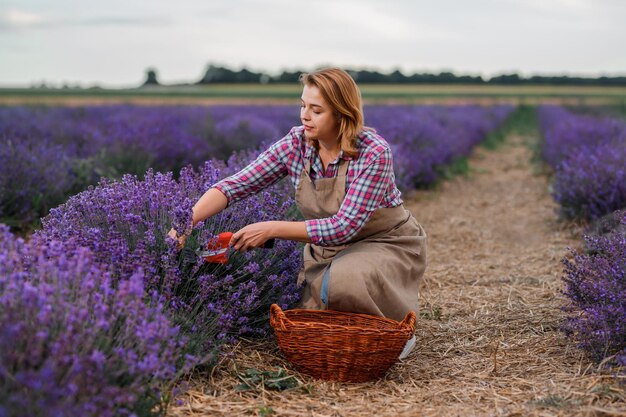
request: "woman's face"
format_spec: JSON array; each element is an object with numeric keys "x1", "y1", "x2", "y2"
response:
[{"x1": 300, "y1": 84, "x2": 340, "y2": 144}]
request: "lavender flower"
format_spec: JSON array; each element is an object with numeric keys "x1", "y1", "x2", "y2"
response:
[
  {"x1": 1, "y1": 104, "x2": 514, "y2": 231},
  {"x1": 538, "y1": 105, "x2": 626, "y2": 220},
  {"x1": 366, "y1": 104, "x2": 515, "y2": 190},
  {"x1": 561, "y1": 215, "x2": 626, "y2": 371},
  {"x1": 0, "y1": 134, "x2": 75, "y2": 228},
  {"x1": 0, "y1": 225, "x2": 184, "y2": 416},
  {"x1": 37, "y1": 159, "x2": 302, "y2": 366},
  {"x1": 552, "y1": 142, "x2": 626, "y2": 219}
]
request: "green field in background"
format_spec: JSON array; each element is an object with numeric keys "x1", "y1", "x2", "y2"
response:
[{"x1": 1, "y1": 84, "x2": 625, "y2": 105}]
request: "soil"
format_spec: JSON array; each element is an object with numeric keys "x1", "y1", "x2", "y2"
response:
[{"x1": 167, "y1": 134, "x2": 625, "y2": 417}]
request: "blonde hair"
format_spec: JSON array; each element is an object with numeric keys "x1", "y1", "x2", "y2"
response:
[{"x1": 299, "y1": 68, "x2": 369, "y2": 158}]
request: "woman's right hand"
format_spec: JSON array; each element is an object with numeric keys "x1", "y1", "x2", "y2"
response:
[{"x1": 168, "y1": 227, "x2": 188, "y2": 250}]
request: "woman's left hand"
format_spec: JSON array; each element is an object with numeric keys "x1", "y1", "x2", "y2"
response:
[
  {"x1": 231, "y1": 222, "x2": 275, "y2": 252},
  {"x1": 167, "y1": 227, "x2": 188, "y2": 251}
]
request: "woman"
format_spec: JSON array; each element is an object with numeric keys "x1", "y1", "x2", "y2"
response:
[{"x1": 171, "y1": 68, "x2": 427, "y2": 357}]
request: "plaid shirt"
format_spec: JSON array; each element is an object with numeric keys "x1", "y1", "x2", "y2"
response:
[{"x1": 213, "y1": 126, "x2": 403, "y2": 246}]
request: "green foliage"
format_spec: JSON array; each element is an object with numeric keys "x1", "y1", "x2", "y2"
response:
[
  {"x1": 195, "y1": 64, "x2": 626, "y2": 86},
  {"x1": 235, "y1": 368, "x2": 300, "y2": 392},
  {"x1": 481, "y1": 128, "x2": 506, "y2": 150},
  {"x1": 94, "y1": 146, "x2": 156, "y2": 179},
  {"x1": 510, "y1": 105, "x2": 540, "y2": 136},
  {"x1": 143, "y1": 68, "x2": 159, "y2": 86},
  {"x1": 420, "y1": 305, "x2": 442, "y2": 320},
  {"x1": 435, "y1": 157, "x2": 470, "y2": 180},
  {"x1": 590, "y1": 384, "x2": 624, "y2": 401},
  {"x1": 530, "y1": 394, "x2": 579, "y2": 409},
  {"x1": 482, "y1": 104, "x2": 538, "y2": 150},
  {"x1": 257, "y1": 406, "x2": 275, "y2": 417},
  {"x1": 485, "y1": 105, "x2": 547, "y2": 173}
]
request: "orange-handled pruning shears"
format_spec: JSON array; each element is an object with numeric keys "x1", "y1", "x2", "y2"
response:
[{"x1": 195, "y1": 232, "x2": 275, "y2": 264}]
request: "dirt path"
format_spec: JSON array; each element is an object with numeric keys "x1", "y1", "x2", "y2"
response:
[{"x1": 168, "y1": 135, "x2": 625, "y2": 417}]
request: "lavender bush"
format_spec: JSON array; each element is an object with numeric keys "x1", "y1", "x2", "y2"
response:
[
  {"x1": 538, "y1": 105, "x2": 625, "y2": 167},
  {"x1": 552, "y1": 142, "x2": 626, "y2": 219},
  {"x1": 0, "y1": 225, "x2": 184, "y2": 416},
  {"x1": 207, "y1": 105, "x2": 298, "y2": 153},
  {"x1": 36, "y1": 156, "x2": 302, "y2": 363},
  {"x1": 561, "y1": 211, "x2": 626, "y2": 371},
  {"x1": 586, "y1": 209, "x2": 626, "y2": 244},
  {"x1": 0, "y1": 135, "x2": 75, "y2": 228},
  {"x1": 538, "y1": 105, "x2": 626, "y2": 220}
]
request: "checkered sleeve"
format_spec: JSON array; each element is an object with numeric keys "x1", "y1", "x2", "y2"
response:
[
  {"x1": 212, "y1": 134, "x2": 292, "y2": 206},
  {"x1": 305, "y1": 146, "x2": 394, "y2": 246}
]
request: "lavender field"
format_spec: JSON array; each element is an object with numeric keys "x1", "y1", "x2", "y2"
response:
[
  {"x1": 538, "y1": 105, "x2": 626, "y2": 375},
  {"x1": 0, "y1": 104, "x2": 513, "y2": 231},
  {"x1": 2, "y1": 102, "x2": 625, "y2": 415},
  {"x1": 1, "y1": 103, "x2": 518, "y2": 415}
]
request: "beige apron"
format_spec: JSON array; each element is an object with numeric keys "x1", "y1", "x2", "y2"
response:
[{"x1": 295, "y1": 157, "x2": 427, "y2": 321}]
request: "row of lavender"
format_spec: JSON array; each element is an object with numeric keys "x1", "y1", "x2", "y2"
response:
[
  {"x1": 0, "y1": 104, "x2": 513, "y2": 230},
  {"x1": 1, "y1": 104, "x2": 514, "y2": 416},
  {"x1": 538, "y1": 105, "x2": 626, "y2": 373},
  {"x1": 538, "y1": 105, "x2": 626, "y2": 220}
]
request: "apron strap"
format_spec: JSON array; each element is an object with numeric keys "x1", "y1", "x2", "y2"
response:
[
  {"x1": 337, "y1": 158, "x2": 350, "y2": 192},
  {"x1": 303, "y1": 158, "x2": 312, "y2": 177},
  {"x1": 338, "y1": 158, "x2": 350, "y2": 177}
]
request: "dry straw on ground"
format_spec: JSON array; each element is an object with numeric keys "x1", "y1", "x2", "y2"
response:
[{"x1": 168, "y1": 135, "x2": 625, "y2": 417}]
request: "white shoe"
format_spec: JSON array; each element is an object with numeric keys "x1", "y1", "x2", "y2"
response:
[{"x1": 399, "y1": 335, "x2": 416, "y2": 360}]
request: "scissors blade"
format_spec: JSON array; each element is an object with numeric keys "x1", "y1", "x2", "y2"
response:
[{"x1": 196, "y1": 247, "x2": 230, "y2": 258}]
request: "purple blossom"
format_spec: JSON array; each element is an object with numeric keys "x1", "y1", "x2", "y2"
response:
[
  {"x1": 538, "y1": 105, "x2": 626, "y2": 220},
  {"x1": 2, "y1": 104, "x2": 513, "y2": 231},
  {"x1": 36, "y1": 158, "x2": 302, "y2": 364},
  {"x1": 0, "y1": 224, "x2": 184, "y2": 416},
  {"x1": 366, "y1": 104, "x2": 515, "y2": 190},
  {"x1": 561, "y1": 215, "x2": 626, "y2": 371}
]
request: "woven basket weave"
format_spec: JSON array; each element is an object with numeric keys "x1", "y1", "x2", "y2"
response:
[{"x1": 270, "y1": 304, "x2": 416, "y2": 383}]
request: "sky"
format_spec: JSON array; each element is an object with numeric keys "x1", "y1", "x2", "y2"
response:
[{"x1": 1, "y1": 0, "x2": 625, "y2": 88}]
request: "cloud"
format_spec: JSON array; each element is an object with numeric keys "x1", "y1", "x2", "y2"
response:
[
  {"x1": 323, "y1": 1, "x2": 414, "y2": 41},
  {"x1": 0, "y1": 9, "x2": 45, "y2": 30},
  {"x1": 282, "y1": 0, "x2": 459, "y2": 43},
  {"x1": 0, "y1": 8, "x2": 170, "y2": 31},
  {"x1": 500, "y1": 0, "x2": 603, "y2": 18}
]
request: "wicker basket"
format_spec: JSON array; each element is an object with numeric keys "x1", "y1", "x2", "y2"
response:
[{"x1": 270, "y1": 304, "x2": 416, "y2": 383}]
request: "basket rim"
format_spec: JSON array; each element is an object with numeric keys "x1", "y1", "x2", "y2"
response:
[{"x1": 270, "y1": 304, "x2": 416, "y2": 334}]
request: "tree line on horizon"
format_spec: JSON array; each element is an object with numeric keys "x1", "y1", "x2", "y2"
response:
[{"x1": 144, "y1": 65, "x2": 626, "y2": 86}]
